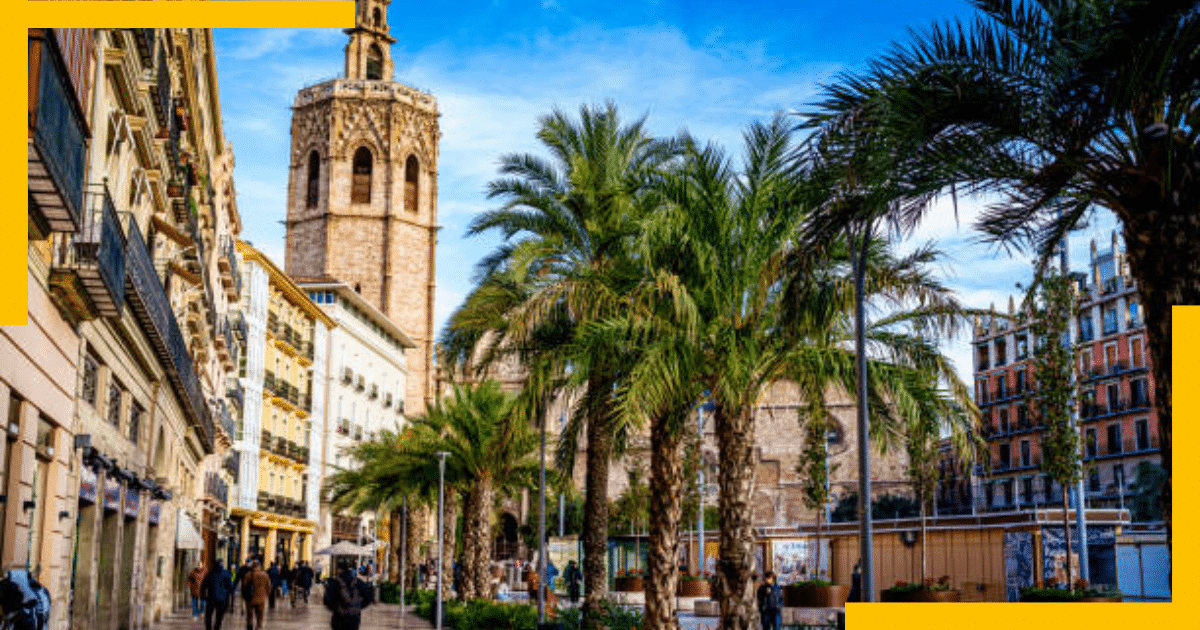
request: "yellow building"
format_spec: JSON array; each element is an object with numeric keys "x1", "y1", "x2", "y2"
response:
[{"x1": 231, "y1": 243, "x2": 334, "y2": 568}]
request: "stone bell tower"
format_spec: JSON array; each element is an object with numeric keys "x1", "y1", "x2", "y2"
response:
[{"x1": 284, "y1": 0, "x2": 440, "y2": 414}]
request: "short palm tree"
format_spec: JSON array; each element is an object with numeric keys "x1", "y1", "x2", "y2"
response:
[{"x1": 806, "y1": 0, "x2": 1200, "y2": 560}]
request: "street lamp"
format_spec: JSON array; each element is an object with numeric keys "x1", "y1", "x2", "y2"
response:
[
  {"x1": 537, "y1": 408, "x2": 547, "y2": 623},
  {"x1": 696, "y1": 393, "x2": 715, "y2": 575},
  {"x1": 400, "y1": 494, "x2": 407, "y2": 630},
  {"x1": 853, "y1": 219, "x2": 875, "y2": 602},
  {"x1": 436, "y1": 451, "x2": 449, "y2": 630}
]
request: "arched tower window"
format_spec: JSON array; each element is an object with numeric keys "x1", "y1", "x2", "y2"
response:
[
  {"x1": 372, "y1": 7, "x2": 382, "y2": 27},
  {"x1": 366, "y1": 44, "x2": 383, "y2": 80},
  {"x1": 405, "y1": 155, "x2": 419, "y2": 213},
  {"x1": 351, "y1": 146, "x2": 372, "y2": 204},
  {"x1": 305, "y1": 150, "x2": 320, "y2": 209}
]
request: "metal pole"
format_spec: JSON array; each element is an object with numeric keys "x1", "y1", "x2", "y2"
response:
[
  {"x1": 538, "y1": 416, "x2": 547, "y2": 623},
  {"x1": 437, "y1": 452, "x2": 448, "y2": 630},
  {"x1": 1060, "y1": 242, "x2": 1090, "y2": 584},
  {"x1": 697, "y1": 407, "x2": 705, "y2": 575},
  {"x1": 400, "y1": 495, "x2": 407, "y2": 629},
  {"x1": 854, "y1": 220, "x2": 875, "y2": 602},
  {"x1": 559, "y1": 494, "x2": 565, "y2": 538}
]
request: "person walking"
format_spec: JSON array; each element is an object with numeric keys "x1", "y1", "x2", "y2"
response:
[
  {"x1": 324, "y1": 560, "x2": 374, "y2": 630},
  {"x1": 242, "y1": 561, "x2": 271, "y2": 630},
  {"x1": 847, "y1": 559, "x2": 862, "y2": 603},
  {"x1": 231, "y1": 558, "x2": 253, "y2": 614},
  {"x1": 564, "y1": 560, "x2": 582, "y2": 604},
  {"x1": 756, "y1": 571, "x2": 783, "y2": 630},
  {"x1": 281, "y1": 562, "x2": 293, "y2": 607},
  {"x1": 295, "y1": 561, "x2": 314, "y2": 604},
  {"x1": 266, "y1": 561, "x2": 280, "y2": 610},
  {"x1": 200, "y1": 560, "x2": 234, "y2": 630},
  {"x1": 188, "y1": 562, "x2": 207, "y2": 621}
]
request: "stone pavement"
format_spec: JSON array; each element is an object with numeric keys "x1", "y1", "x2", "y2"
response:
[{"x1": 152, "y1": 601, "x2": 434, "y2": 630}]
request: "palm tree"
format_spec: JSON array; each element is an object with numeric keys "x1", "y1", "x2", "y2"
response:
[
  {"x1": 410, "y1": 381, "x2": 541, "y2": 600},
  {"x1": 614, "y1": 119, "x2": 977, "y2": 629},
  {"x1": 441, "y1": 101, "x2": 682, "y2": 628},
  {"x1": 806, "y1": 0, "x2": 1200, "y2": 562}
]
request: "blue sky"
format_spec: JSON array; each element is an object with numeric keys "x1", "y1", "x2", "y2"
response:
[{"x1": 212, "y1": 0, "x2": 1117, "y2": 387}]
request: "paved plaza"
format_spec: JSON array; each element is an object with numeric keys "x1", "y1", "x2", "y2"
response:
[{"x1": 151, "y1": 601, "x2": 434, "y2": 630}]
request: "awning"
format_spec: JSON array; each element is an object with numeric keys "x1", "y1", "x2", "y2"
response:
[{"x1": 176, "y1": 509, "x2": 205, "y2": 551}]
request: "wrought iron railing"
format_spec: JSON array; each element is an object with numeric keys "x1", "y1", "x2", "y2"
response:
[
  {"x1": 29, "y1": 29, "x2": 88, "y2": 233},
  {"x1": 50, "y1": 184, "x2": 127, "y2": 317},
  {"x1": 124, "y1": 217, "x2": 214, "y2": 451}
]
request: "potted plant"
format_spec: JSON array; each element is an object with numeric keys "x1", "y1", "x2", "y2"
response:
[
  {"x1": 783, "y1": 578, "x2": 850, "y2": 608},
  {"x1": 677, "y1": 572, "x2": 712, "y2": 598},
  {"x1": 613, "y1": 569, "x2": 644, "y2": 592},
  {"x1": 1019, "y1": 580, "x2": 1123, "y2": 602},
  {"x1": 880, "y1": 576, "x2": 961, "y2": 602}
]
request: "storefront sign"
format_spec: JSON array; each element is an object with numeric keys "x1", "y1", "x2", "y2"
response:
[
  {"x1": 79, "y1": 466, "x2": 98, "y2": 504},
  {"x1": 148, "y1": 500, "x2": 161, "y2": 525},
  {"x1": 103, "y1": 476, "x2": 121, "y2": 512},
  {"x1": 124, "y1": 488, "x2": 140, "y2": 519}
]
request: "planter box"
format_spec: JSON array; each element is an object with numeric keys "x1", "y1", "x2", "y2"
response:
[
  {"x1": 613, "y1": 576, "x2": 644, "y2": 592},
  {"x1": 880, "y1": 588, "x2": 961, "y2": 602},
  {"x1": 784, "y1": 584, "x2": 850, "y2": 608},
  {"x1": 1077, "y1": 596, "x2": 1122, "y2": 602},
  {"x1": 677, "y1": 580, "x2": 712, "y2": 598},
  {"x1": 1020, "y1": 594, "x2": 1123, "y2": 602}
]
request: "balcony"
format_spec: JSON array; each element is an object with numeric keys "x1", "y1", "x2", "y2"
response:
[
  {"x1": 369, "y1": 383, "x2": 378, "y2": 400},
  {"x1": 227, "y1": 379, "x2": 244, "y2": 412},
  {"x1": 383, "y1": 393, "x2": 393, "y2": 408},
  {"x1": 48, "y1": 185, "x2": 127, "y2": 320},
  {"x1": 343, "y1": 367, "x2": 353, "y2": 385},
  {"x1": 232, "y1": 311, "x2": 247, "y2": 341},
  {"x1": 223, "y1": 451, "x2": 240, "y2": 480},
  {"x1": 204, "y1": 472, "x2": 228, "y2": 505},
  {"x1": 217, "y1": 235, "x2": 242, "y2": 300},
  {"x1": 29, "y1": 30, "x2": 89, "y2": 236},
  {"x1": 216, "y1": 400, "x2": 236, "y2": 440},
  {"x1": 124, "y1": 218, "x2": 214, "y2": 452},
  {"x1": 355, "y1": 375, "x2": 365, "y2": 392}
]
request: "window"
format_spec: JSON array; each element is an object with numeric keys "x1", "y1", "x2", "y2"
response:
[
  {"x1": 976, "y1": 344, "x2": 990, "y2": 371},
  {"x1": 1130, "y1": 378, "x2": 1148, "y2": 407},
  {"x1": 107, "y1": 380, "x2": 123, "y2": 427},
  {"x1": 976, "y1": 379, "x2": 988, "y2": 403},
  {"x1": 1022, "y1": 477, "x2": 1033, "y2": 504},
  {"x1": 1135, "y1": 419, "x2": 1150, "y2": 451},
  {"x1": 366, "y1": 44, "x2": 383, "y2": 80},
  {"x1": 1016, "y1": 334, "x2": 1029, "y2": 360},
  {"x1": 1113, "y1": 464, "x2": 1125, "y2": 491},
  {"x1": 1080, "y1": 350, "x2": 1093, "y2": 375},
  {"x1": 1089, "y1": 469, "x2": 1101, "y2": 492},
  {"x1": 996, "y1": 374, "x2": 1007, "y2": 398},
  {"x1": 1003, "y1": 480, "x2": 1014, "y2": 506},
  {"x1": 1107, "y1": 424, "x2": 1122, "y2": 454},
  {"x1": 81, "y1": 354, "x2": 99, "y2": 407},
  {"x1": 1085, "y1": 429, "x2": 1098, "y2": 458},
  {"x1": 1102, "y1": 304, "x2": 1119, "y2": 336},
  {"x1": 998, "y1": 443, "x2": 1011, "y2": 468},
  {"x1": 1017, "y1": 405, "x2": 1028, "y2": 428},
  {"x1": 1107, "y1": 382, "x2": 1120, "y2": 412},
  {"x1": 994, "y1": 338, "x2": 1007, "y2": 366},
  {"x1": 372, "y1": 7, "x2": 381, "y2": 26},
  {"x1": 1104, "y1": 344, "x2": 1118, "y2": 371},
  {"x1": 306, "y1": 151, "x2": 320, "y2": 209},
  {"x1": 1127, "y1": 298, "x2": 1142, "y2": 328},
  {"x1": 405, "y1": 155, "x2": 419, "y2": 213},
  {"x1": 1020, "y1": 440, "x2": 1031, "y2": 467},
  {"x1": 1131, "y1": 337, "x2": 1145, "y2": 368},
  {"x1": 351, "y1": 147, "x2": 372, "y2": 204},
  {"x1": 999, "y1": 408, "x2": 1010, "y2": 434},
  {"x1": 129, "y1": 402, "x2": 143, "y2": 445},
  {"x1": 1078, "y1": 313, "x2": 1094, "y2": 342},
  {"x1": 1016, "y1": 370, "x2": 1027, "y2": 393},
  {"x1": 1043, "y1": 476, "x2": 1055, "y2": 502}
]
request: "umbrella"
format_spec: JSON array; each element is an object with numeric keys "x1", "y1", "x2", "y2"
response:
[{"x1": 314, "y1": 540, "x2": 372, "y2": 556}]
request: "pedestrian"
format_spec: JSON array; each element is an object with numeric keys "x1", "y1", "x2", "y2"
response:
[
  {"x1": 544, "y1": 559, "x2": 559, "y2": 593},
  {"x1": 847, "y1": 559, "x2": 861, "y2": 603},
  {"x1": 296, "y1": 561, "x2": 315, "y2": 604},
  {"x1": 451, "y1": 560, "x2": 462, "y2": 596},
  {"x1": 188, "y1": 562, "x2": 207, "y2": 621},
  {"x1": 230, "y1": 558, "x2": 250, "y2": 614},
  {"x1": 417, "y1": 561, "x2": 427, "y2": 587},
  {"x1": 266, "y1": 561, "x2": 280, "y2": 610},
  {"x1": 242, "y1": 561, "x2": 271, "y2": 630},
  {"x1": 755, "y1": 571, "x2": 783, "y2": 630},
  {"x1": 564, "y1": 560, "x2": 582, "y2": 604},
  {"x1": 200, "y1": 560, "x2": 234, "y2": 630},
  {"x1": 281, "y1": 562, "x2": 293, "y2": 606},
  {"x1": 324, "y1": 560, "x2": 374, "y2": 630}
]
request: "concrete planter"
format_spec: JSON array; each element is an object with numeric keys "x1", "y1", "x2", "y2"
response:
[
  {"x1": 880, "y1": 588, "x2": 961, "y2": 602},
  {"x1": 784, "y1": 584, "x2": 851, "y2": 608}
]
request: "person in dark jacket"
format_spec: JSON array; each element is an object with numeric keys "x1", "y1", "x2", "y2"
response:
[
  {"x1": 325, "y1": 560, "x2": 373, "y2": 630},
  {"x1": 564, "y1": 560, "x2": 582, "y2": 604},
  {"x1": 266, "y1": 562, "x2": 280, "y2": 610},
  {"x1": 295, "y1": 561, "x2": 315, "y2": 603},
  {"x1": 200, "y1": 560, "x2": 234, "y2": 630},
  {"x1": 230, "y1": 558, "x2": 253, "y2": 614},
  {"x1": 756, "y1": 571, "x2": 783, "y2": 630}
]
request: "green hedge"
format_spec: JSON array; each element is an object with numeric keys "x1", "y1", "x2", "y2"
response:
[{"x1": 407, "y1": 589, "x2": 643, "y2": 630}]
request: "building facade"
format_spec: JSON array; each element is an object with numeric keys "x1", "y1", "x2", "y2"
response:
[
  {"x1": 283, "y1": 0, "x2": 440, "y2": 418},
  {"x1": 26, "y1": 27, "x2": 245, "y2": 629},
  {"x1": 231, "y1": 243, "x2": 333, "y2": 570},
  {"x1": 970, "y1": 233, "x2": 1159, "y2": 514},
  {"x1": 298, "y1": 280, "x2": 413, "y2": 570}
]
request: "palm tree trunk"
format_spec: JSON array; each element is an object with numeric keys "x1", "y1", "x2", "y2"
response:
[
  {"x1": 466, "y1": 478, "x2": 496, "y2": 600},
  {"x1": 442, "y1": 493, "x2": 460, "y2": 602},
  {"x1": 919, "y1": 499, "x2": 927, "y2": 585},
  {"x1": 645, "y1": 411, "x2": 685, "y2": 630},
  {"x1": 581, "y1": 407, "x2": 614, "y2": 630},
  {"x1": 406, "y1": 505, "x2": 425, "y2": 590},
  {"x1": 459, "y1": 485, "x2": 480, "y2": 600},
  {"x1": 390, "y1": 509, "x2": 402, "y2": 582},
  {"x1": 714, "y1": 401, "x2": 758, "y2": 630}
]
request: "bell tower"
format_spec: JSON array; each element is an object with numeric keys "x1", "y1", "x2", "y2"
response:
[
  {"x1": 344, "y1": 0, "x2": 395, "y2": 81},
  {"x1": 284, "y1": 0, "x2": 440, "y2": 414}
]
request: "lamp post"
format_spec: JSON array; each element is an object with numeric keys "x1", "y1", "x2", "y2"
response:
[
  {"x1": 400, "y1": 495, "x2": 407, "y2": 629},
  {"x1": 696, "y1": 394, "x2": 714, "y2": 575},
  {"x1": 537, "y1": 411, "x2": 547, "y2": 624},
  {"x1": 436, "y1": 451, "x2": 449, "y2": 630},
  {"x1": 853, "y1": 219, "x2": 875, "y2": 602}
]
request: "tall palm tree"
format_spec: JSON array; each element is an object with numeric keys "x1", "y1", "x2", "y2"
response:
[
  {"x1": 441, "y1": 101, "x2": 682, "y2": 628},
  {"x1": 806, "y1": 0, "x2": 1200, "y2": 562},
  {"x1": 612, "y1": 119, "x2": 976, "y2": 629}
]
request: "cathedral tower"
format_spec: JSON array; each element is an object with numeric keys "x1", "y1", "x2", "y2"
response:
[{"x1": 284, "y1": 0, "x2": 439, "y2": 414}]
